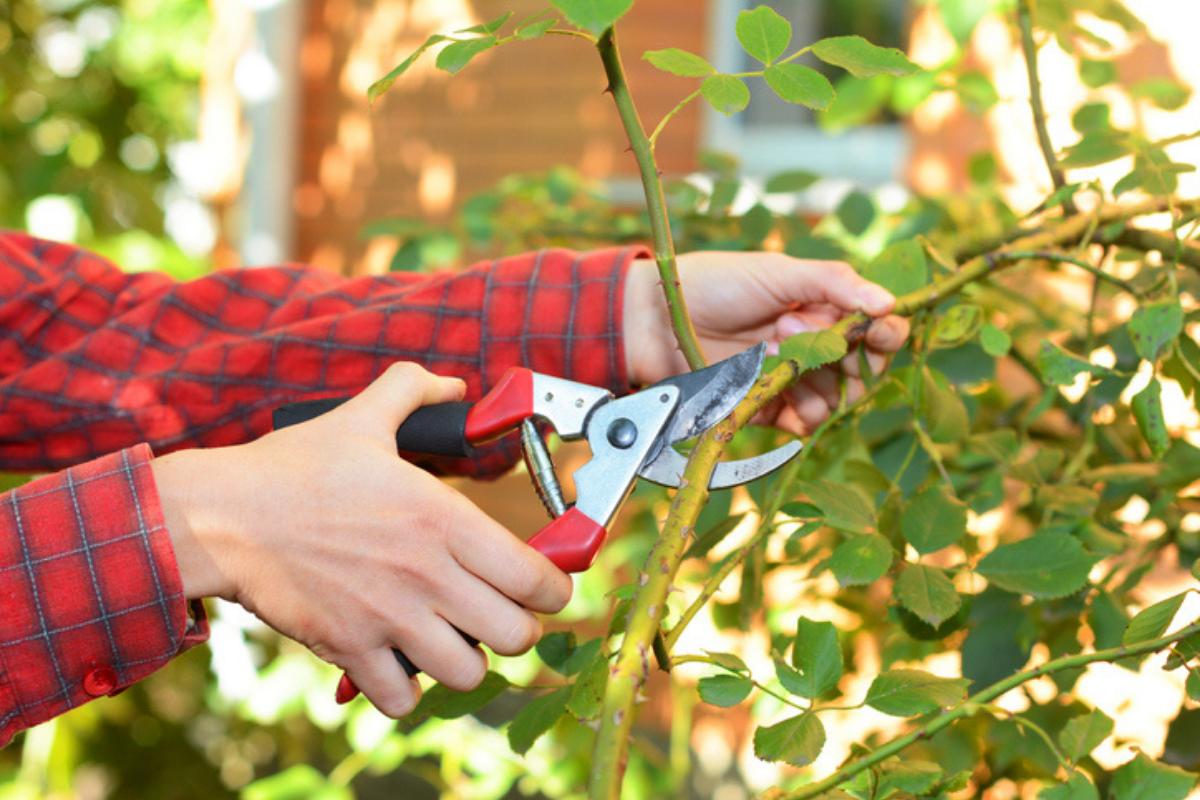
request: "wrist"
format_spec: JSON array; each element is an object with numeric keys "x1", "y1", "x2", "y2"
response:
[{"x1": 151, "y1": 448, "x2": 243, "y2": 601}]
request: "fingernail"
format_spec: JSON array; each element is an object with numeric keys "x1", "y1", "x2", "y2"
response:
[
  {"x1": 858, "y1": 285, "x2": 894, "y2": 314},
  {"x1": 336, "y1": 675, "x2": 358, "y2": 704},
  {"x1": 778, "y1": 316, "x2": 814, "y2": 338}
]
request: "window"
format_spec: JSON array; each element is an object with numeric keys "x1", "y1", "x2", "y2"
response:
[{"x1": 705, "y1": 0, "x2": 911, "y2": 190}]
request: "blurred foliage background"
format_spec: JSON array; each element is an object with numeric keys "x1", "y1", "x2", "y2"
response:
[{"x1": 2, "y1": 0, "x2": 1200, "y2": 799}]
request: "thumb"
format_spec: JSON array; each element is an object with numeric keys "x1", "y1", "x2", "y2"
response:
[{"x1": 344, "y1": 362, "x2": 467, "y2": 430}]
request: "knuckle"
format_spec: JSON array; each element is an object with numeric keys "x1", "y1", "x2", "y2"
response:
[
  {"x1": 443, "y1": 655, "x2": 487, "y2": 691},
  {"x1": 375, "y1": 688, "x2": 416, "y2": 719},
  {"x1": 493, "y1": 614, "x2": 541, "y2": 656}
]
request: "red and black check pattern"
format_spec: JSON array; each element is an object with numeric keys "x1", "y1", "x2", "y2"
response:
[{"x1": 0, "y1": 232, "x2": 641, "y2": 744}]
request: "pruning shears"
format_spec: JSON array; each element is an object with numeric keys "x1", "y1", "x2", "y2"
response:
[{"x1": 272, "y1": 343, "x2": 801, "y2": 701}]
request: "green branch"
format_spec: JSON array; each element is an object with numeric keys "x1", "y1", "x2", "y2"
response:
[
  {"x1": 1018, "y1": 0, "x2": 1073, "y2": 214},
  {"x1": 595, "y1": 28, "x2": 708, "y2": 369},
  {"x1": 766, "y1": 620, "x2": 1200, "y2": 800},
  {"x1": 1104, "y1": 226, "x2": 1200, "y2": 270}
]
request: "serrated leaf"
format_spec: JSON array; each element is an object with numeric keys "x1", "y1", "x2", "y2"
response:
[
  {"x1": 1037, "y1": 341, "x2": 1110, "y2": 386},
  {"x1": 368, "y1": 35, "x2": 448, "y2": 102},
  {"x1": 735, "y1": 5, "x2": 792, "y2": 65},
  {"x1": 980, "y1": 322, "x2": 1012, "y2": 357},
  {"x1": 812, "y1": 35, "x2": 920, "y2": 78},
  {"x1": 1123, "y1": 592, "x2": 1186, "y2": 646},
  {"x1": 895, "y1": 564, "x2": 962, "y2": 627},
  {"x1": 507, "y1": 687, "x2": 570, "y2": 754},
  {"x1": 516, "y1": 17, "x2": 556, "y2": 40},
  {"x1": 458, "y1": 11, "x2": 513, "y2": 34},
  {"x1": 1039, "y1": 773, "x2": 1100, "y2": 800},
  {"x1": 862, "y1": 239, "x2": 929, "y2": 296},
  {"x1": 901, "y1": 484, "x2": 968, "y2": 554},
  {"x1": 879, "y1": 759, "x2": 944, "y2": 796},
  {"x1": 864, "y1": 669, "x2": 970, "y2": 716},
  {"x1": 566, "y1": 655, "x2": 607, "y2": 719},
  {"x1": 977, "y1": 533, "x2": 1097, "y2": 599},
  {"x1": 1129, "y1": 300, "x2": 1184, "y2": 362},
  {"x1": 643, "y1": 47, "x2": 715, "y2": 77},
  {"x1": 1058, "y1": 710, "x2": 1114, "y2": 762},
  {"x1": 704, "y1": 650, "x2": 749, "y2": 673},
  {"x1": 435, "y1": 36, "x2": 498, "y2": 75},
  {"x1": 798, "y1": 479, "x2": 875, "y2": 533},
  {"x1": 753, "y1": 713, "x2": 826, "y2": 767},
  {"x1": 829, "y1": 533, "x2": 893, "y2": 586},
  {"x1": 1111, "y1": 753, "x2": 1198, "y2": 800},
  {"x1": 780, "y1": 330, "x2": 849, "y2": 373},
  {"x1": 790, "y1": 618, "x2": 843, "y2": 698},
  {"x1": 1132, "y1": 378, "x2": 1170, "y2": 459},
  {"x1": 837, "y1": 190, "x2": 876, "y2": 235},
  {"x1": 698, "y1": 673, "x2": 753, "y2": 707},
  {"x1": 765, "y1": 170, "x2": 819, "y2": 193},
  {"x1": 550, "y1": 0, "x2": 633, "y2": 34},
  {"x1": 410, "y1": 671, "x2": 510, "y2": 722},
  {"x1": 701, "y1": 74, "x2": 751, "y2": 115},
  {"x1": 764, "y1": 63, "x2": 834, "y2": 110}
]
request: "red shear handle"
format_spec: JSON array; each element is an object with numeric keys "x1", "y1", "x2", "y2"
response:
[
  {"x1": 464, "y1": 367, "x2": 533, "y2": 443},
  {"x1": 526, "y1": 507, "x2": 608, "y2": 573}
]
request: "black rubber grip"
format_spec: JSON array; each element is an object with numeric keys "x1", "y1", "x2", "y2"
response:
[{"x1": 272, "y1": 398, "x2": 475, "y2": 458}]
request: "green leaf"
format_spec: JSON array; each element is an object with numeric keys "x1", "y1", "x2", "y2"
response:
[
  {"x1": 812, "y1": 35, "x2": 921, "y2": 78},
  {"x1": 1132, "y1": 378, "x2": 1170, "y2": 460},
  {"x1": 566, "y1": 655, "x2": 608, "y2": 719},
  {"x1": 895, "y1": 564, "x2": 962, "y2": 627},
  {"x1": 790, "y1": 618, "x2": 843, "y2": 698},
  {"x1": 829, "y1": 533, "x2": 893, "y2": 586},
  {"x1": 1073, "y1": 102, "x2": 1111, "y2": 133},
  {"x1": 980, "y1": 322, "x2": 1012, "y2": 357},
  {"x1": 740, "y1": 203, "x2": 774, "y2": 244},
  {"x1": 1128, "y1": 300, "x2": 1184, "y2": 362},
  {"x1": 1123, "y1": 592, "x2": 1187, "y2": 646},
  {"x1": 935, "y1": 303, "x2": 984, "y2": 347},
  {"x1": 704, "y1": 650, "x2": 749, "y2": 673},
  {"x1": 1037, "y1": 341, "x2": 1109, "y2": 387},
  {"x1": 698, "y1": 673, "x2": 754, "y2": 707},
  {"x1": 862, "y1": 240, "x2": 929, "y2": 296},
  {"x1": 458, "y1": 11, "x2": 513, "y2": 34},
  {"x1": 1132, "y1": 78, "x2": 1192, "y2": 111},
  {"x1": 753, "y1": 713, "x2": 826, "y2": 767},
  {"x1": 1187, "y1": 671, "x2": 1200, "y2": 702},
  {"x1": 516, "y1": 17, "x2": 556, "y2": 40},
  {"x1": 550, "y1": 0, "x2": 633, "y2": 34},
  {"x1": 685, "y1": 513, "x2": 748, "y2": 559},
  {"x1": 878, "y1": 760, "x2": 944, "y2": 796},
  {"x1": 435, "y1": 36, "x2": 498, "y2": 75},
  {"x1": 1111, "y1": 753, "x2": 1198, "y2": 800},
  {"x1": 411, "y1": 671, "x2": 510, "y2": 721},
  {"x1": 765, "y1": 170, "x2": 819, "y2": 193},
  {"x1": 368, "y1": 35, "x2": 448, "y2": 102},
  {"x1": 1079, "y1": 58, "x2": 1117, "y2": 88},
  {"x1": 864, "y1": 669, "x2": 970, "y2": 717},
  {"x1": 1061, "y1": 132, "x2": 1129, "y2": 167},
  {"x1": 735, "y1": 6, "x2": 792, "y2": 65},
  {"x1": 956, "y1": 70, "x2": 998, "y2": 114},
  {"x1": 701, "y1": 75, "x2": 751, "y2": 115},
  {"x1": 780, "y1": 330, "x2": 849, "y2": 373},
  {"x1": 836, "y1": 190, "x2": 876, "y2": 236},
  {"x1": 798, "y1": 479, "x2": 875, "y2": 533},
  {"x1": 1090, "y1": 590, "x2": 1131, "y2": 650},
  {"x1": 1058, "y1": 710, "x2": 1114, "y2": 762},
  {"x1": 507, "y1": 687, "x2": 570, "y2": 754},
  {"x1": 536, "y1": 631, "x2": 576, "y2": 673},
  {"x1": 763, "y1": 63, "x2": 834, "y2": 110},
  {"x1": 819, "y1": 74, "x2": 891, "y2": 131},
  {"x1": 920, "y1": 368, "x2": 969, "y2": 444},
  {"x1": 939, "y1": 0, "x2": 992, "y2": 44},
  {"x1": 242, "y1": 764, "x2": 345, "y2": 800},
  {"x1": 643, "y1": 48, "x2": 715, "y2": 77},
  {"x1": 1039, "y1": 773, "x2": 1100, "y2": 800},
  {"x1": 901, "y1": 485, "x2": 968, "y2": 555},
  {"x1": 976, "y1": 533, "x2": 1097, "y2": 599}
]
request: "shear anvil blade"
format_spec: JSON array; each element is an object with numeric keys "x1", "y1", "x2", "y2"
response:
[
  {"x1": 637, "y1": 439, "x2": 803, "y2": 489},
  {"x1": 649, "y1": 342, "x2": 766, "y2": 446}
]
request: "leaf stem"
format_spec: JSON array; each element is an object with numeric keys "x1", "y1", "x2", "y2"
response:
[
  {"x1": 595, "y1": 28, "x2": 707, "y2": 369},
  {"x1": 648, "y1": 88, "x2": 702, "y2": 149},
  {"x1": 765, "y1": 620, "x2": 1200, "y2": 799}
]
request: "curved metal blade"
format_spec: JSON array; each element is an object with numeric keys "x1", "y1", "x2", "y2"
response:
[
  {"x1": 638, "y1": 440, "x2": 803, "y2": 489},
  {"x1": 649, "y1": 342, "x2": 766, "y2": 446}
]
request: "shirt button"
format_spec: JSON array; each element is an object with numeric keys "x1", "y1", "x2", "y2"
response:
[{"x1": 83, "y1": 666, "x2": 118, "y2": 696}]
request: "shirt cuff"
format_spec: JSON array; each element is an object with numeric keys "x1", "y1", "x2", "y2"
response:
[{"x1": 0, "y1": 444, "x2": 208, "y2": 746}]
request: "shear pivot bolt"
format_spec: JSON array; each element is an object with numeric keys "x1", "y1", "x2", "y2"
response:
[{"x1": 607, "y1": 418, "x2": 637, "y2": 449}]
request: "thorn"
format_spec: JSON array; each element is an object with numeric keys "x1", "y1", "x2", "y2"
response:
[{"x1": 602, "y1": 84, "x2": 614, "y2": 94}]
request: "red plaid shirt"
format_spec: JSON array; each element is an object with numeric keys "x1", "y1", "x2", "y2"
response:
[{"x1": 0, "y1": 232, "x2": 640, "y2": 745}]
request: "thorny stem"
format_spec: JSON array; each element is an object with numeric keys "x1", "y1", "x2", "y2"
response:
[
  {"x1": 595, "y1": 28, "x2": 708, "y2": 369},
  {"x1": 766, "y1": 621, "x2": 1200, "y2": 800},
  {"x1": 1018, "y1": 0, "x2": 1074, "y2": 214}
]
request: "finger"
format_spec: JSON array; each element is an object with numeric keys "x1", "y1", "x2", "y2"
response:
[
  {"x1": 776, "y1": 309, "x2": 840, "y2": 341},
  {"x1": 446, "y1": 497, "x2": 573, "y2": 614},
  {"x1": 841, "y1": 348, "x2": 887, "y2": 379},
  {"x1": 345, "y1": 362, "x2": 468, "y2": 431},
  {"x1": 774, "y1": 404, "x2": 808, "y2": 437},
  {"x1": 789, "y1": 387, "x2": 832, "y2": 432},
  {"x1": 803, "y1": 368, "x2": 841, "y2": 411},
  {"x1": 398, "y1": 615, "x2": 489, "y2": 692},
  {"x1": 845, "y1": 378, "x2": 866, "y2": 405},
  {"x1": 342, "y1": 648, "x2": 423, "y2": 718},
  {"x1": 436, "y1": 568, "x2": 543, "y2": 657},
  {"x1": 865, "y1": 316, "x2": 911, "y2": 354},
  {"x1": 774, "y1": 259, "x2": 895, "y2": 317}
]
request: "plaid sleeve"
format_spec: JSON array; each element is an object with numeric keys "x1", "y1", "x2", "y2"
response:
[
  {"x1": 0, "y1": 443, "x2": 207, "y2": 747},
  {"x1": 0, "y1": 233, "x2": 643, "y2": 478}
]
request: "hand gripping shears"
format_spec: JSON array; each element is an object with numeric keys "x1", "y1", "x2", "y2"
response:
[{"x1": 272, "y1": 343, "x2": 801, "y2": 701}]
